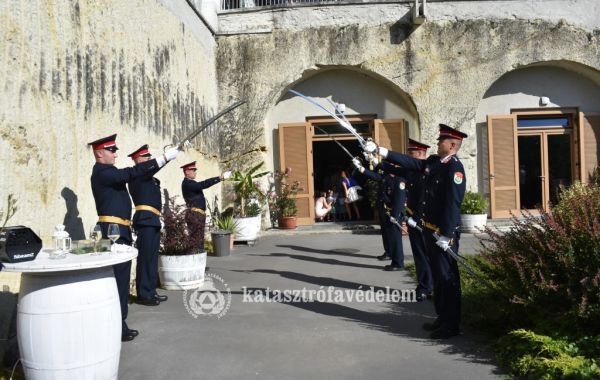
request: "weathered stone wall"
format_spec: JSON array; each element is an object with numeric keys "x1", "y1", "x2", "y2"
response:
[
  {"x1": 0, "y1": 0, "x2": 221, "y2": 241},
  {"x1": 215, "y1": 0, "x2": 600, "y2": 191}
]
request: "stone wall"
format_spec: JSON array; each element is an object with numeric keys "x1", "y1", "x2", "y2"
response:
[
  {"x1": 0, "y1": 0, "x2": 221, "y2": 242},
  {"x1": 215, "y1": 1, "x2": 600, "y2": 190}
]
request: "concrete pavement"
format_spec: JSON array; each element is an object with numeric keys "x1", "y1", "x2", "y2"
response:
[{"x1": 121, "y1": 231, "x2": 504, "y2": 379}]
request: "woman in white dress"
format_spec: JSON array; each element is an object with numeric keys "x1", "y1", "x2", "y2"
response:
[{"x1": 315, "y1": 191, "x2": 332, "y2": 222}]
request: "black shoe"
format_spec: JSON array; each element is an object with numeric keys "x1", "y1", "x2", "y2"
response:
[
  {"x1": 154, "y1": 294, "x2": 168, "y2": 302},
  {"x1": 121, "y1": 331, "x2": 136, "y2": 342},
  {"x1": 136, "y1": 297, "x2": 160, "y2": 306},
  {"x1": 128, "y1": 328, "x2": 139, "y2": 337},
  {"x1": 430, "y1": 327, "x2": 460, "y2": 339},
  {"x1": 422, "y1": 320, "x2": 441, "y2": 331},
  {"x1": 383, "y1": 264, "x2": 403, "y2": 271},
  {"x1": 377, "y1": 254, "x2": 391, "y2": 261},
  {"x1": 415, "y1": 290, "x2": 433, "y2": 302}
]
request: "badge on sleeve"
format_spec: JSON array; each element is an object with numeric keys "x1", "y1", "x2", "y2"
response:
[
  {"x1": 399, "y1": 182, "x2": 405, "y2": 190},
  {"x1": 453, "y1": 172, "x2": 464, "y2": 185}
]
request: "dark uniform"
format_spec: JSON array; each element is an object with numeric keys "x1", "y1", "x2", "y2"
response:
[
  {"x1": 360, "y1": 164, "x2": 407, "y2": 269},
  {"x1": 88, "y1": 135, "x2": 163, "y2": 341},
  {"x1": 127, "y1": 145, "x2": 164, "y2": 304},
  {"x1": 381, "y1": 125, "x2": 467, "y2": 338},
  {"x1": 181, "y1": 161, "x2": 222, "y2": 250}
]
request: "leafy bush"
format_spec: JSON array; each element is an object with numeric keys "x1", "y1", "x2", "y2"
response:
[
  {"x1": 230, "y1": 161, "x2": 268, "y2": 217},
  {"x1": 160, "y1": 196, "x2": 203, "y2": 256},
  {"x1": 460, "y1": 191, "x2": 489, "y2": 214},
  {"x1": 268, "y1": 168, "x2": 302, "y2": 218},
  {"x1": 497, "y1": 330, "x2": 600, "y2": 379},
  {"x1": 245, "y1": 202, "x2": 261, "y2": 217},
  {"x1": 214, "y1": 214, "x2": 239, "y2": 234}
]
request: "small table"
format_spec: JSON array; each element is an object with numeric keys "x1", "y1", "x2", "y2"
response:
[{"x1": 3, "y1": 248, "x2": 137, "y2": 380}]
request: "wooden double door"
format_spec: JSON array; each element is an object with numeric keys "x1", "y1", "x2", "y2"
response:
[
  {"x1": 278, "y1": 117, "x2": 408, "y2": 225},
  {"x1": 487, "y1": 110, "x2": 600, "y2": 218}
]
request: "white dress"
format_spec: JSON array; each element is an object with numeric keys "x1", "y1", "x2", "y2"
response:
[{"x1": 315, "y1": 197, "x2": 330, "y2": 218}]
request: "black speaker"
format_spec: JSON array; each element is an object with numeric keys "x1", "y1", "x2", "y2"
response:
[{"x1": 0, "y1": 226, "x2": 42, "y2": 263}]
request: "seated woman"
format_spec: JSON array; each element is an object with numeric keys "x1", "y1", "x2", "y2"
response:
[{"x1": 314, "y1": 191, "x2": 332, "y2": 222}]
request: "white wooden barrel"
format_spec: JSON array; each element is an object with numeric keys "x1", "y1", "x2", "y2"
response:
[
  {"x1": 158, "y1": 252, "x2": 206, "y2": 290},
  {"x1": 17, "y1": 267, "x2": 121, "y2": 380}
]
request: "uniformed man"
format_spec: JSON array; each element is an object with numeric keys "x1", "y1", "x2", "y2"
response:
[
  {"x1": 364, "y1": 124, "x2": 467, "y2": 339},
  {"x1": 181, "y1": 161, "x2": 231, "y2": 250},
  {"x1": 89, "y1": 134, "x2": 179, "y2": 342},
  {"x1": 127, "y1": 144, "x2": 168, "y2": 307},
  {"x1": 405, "y1": 139, "x2": 434, "y2": 302},
  {"x1": 352, "y1": 157, "x2": 407, "y2": 271}
]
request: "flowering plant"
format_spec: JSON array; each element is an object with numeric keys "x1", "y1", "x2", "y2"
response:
[
  {"x1": 268, "y1": 168, "x2": 302, "y2": 218},
  {"x1": 460, "y1": 191, "x2": 489, "y2": 215}
]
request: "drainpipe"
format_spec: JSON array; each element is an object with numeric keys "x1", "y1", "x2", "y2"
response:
[{"x1": 185, "y1": 0, "x2": 217, "y2": 36}]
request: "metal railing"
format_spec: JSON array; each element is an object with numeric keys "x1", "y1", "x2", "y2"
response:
[{"x1": 220, "y1": 0, "x2": 407, "y2": 12}]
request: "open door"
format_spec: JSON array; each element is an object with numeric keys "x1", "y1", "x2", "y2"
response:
[
  {"x1": 487, "y1": 115, "x2": 520, "y2": 218},
  {"x1": 278, "y1": 122, "x2": 315, "y2": 225},
  {"x1": 373, "y1": 119, "x2": 408, "y2": 152},
  {"x1": 577, "y1": 112, "x2": 600, "y2": 183}
]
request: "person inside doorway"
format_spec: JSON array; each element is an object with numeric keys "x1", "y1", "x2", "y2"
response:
[
  {"x1": 315, "y1": 191, "x2": 333, "y2": 222},
  {"x1": 341, "y1": 170, "x2": 361, "y2": 220}
]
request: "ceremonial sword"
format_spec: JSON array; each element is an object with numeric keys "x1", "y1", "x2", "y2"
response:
[
  {"x1": 387, "y1": 215, "x2": 498, "y2": 291},
  {"x1": 167, "y1": 99, "x2": 246, "y2": 151},
  {"x1": 313, "y1": 125, "x2": 356, "y2": 160},
  {"x1": 288, "y1": 89, "x2": 367, "y2": 147}
]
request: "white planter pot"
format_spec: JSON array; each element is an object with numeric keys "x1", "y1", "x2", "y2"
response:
[
  {"x1": 158, "y1": 252, "x2": 206, "y2": 290},
  {"x1": 460, "y1": 214, "x2": 488, "y2": 233},
  {"x1": 233, "y1": 215, "x2": 261, "y2": 242}
]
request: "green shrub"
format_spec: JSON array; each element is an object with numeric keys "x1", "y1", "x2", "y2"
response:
[
  {"x1": 497, "y1": 329, "x2": 600, "y2": 379},
  {"x1": 245, "y1": 202, "x2": 261, "y2": 217},
  {"x1": 460, "y1": 191, "x2": 489, "y2": 214}
]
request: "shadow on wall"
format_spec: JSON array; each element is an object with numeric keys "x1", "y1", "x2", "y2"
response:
[
  {"x1": 61, "y1": 187, "x2": 86, "y2": 240},
  {"x1": 389, "y1": 12, "x2": 417, "y2": 45}
]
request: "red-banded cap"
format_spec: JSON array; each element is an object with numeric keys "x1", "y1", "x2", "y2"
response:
[
  {"x1": 180, "y1": 161, "x2": 197, "y2": 171},
  {"x1": 438, "y1": 124, "x2": 468, "y2": 141},
  {"x1": 407, "y1": 138, "x2": 430, "y2": 151},
  {"x1": 87, "y1": 134, "x2": 118, "y2": 151},
  {"x1": 127, "y1": 144, "x2": 151, "y2": 160}
]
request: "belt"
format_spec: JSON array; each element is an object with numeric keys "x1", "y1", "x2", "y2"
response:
[
  {"x1": 406, "y1": 206, "x2": 413, "y2": 216},
  {"x1": 98, "y1": 215, "x2": 131, "y2": 226},
  {"x1": 135, "y1": 205, "x2": 161, "y2": 216},
  {"x1": 190, "y1": 207, "x2": 206, "y2": 215},
  {"x1": 422, "y1": 220, "x2": 440, "y2": 234}
]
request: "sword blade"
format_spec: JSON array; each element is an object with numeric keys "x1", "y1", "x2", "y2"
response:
[
  {"x1": 288, "y1": 89, "x2": 366, "y2": 145},
  {"x1": 178, "y1": 99, "x2": 246, "y2": 149},
  {"x1": 313, "y1": 125, "x2": 355, "y2": 159}
]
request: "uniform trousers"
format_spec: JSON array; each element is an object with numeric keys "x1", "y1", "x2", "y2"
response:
[
  {"x1": 100, "y1": 222, "x2": 132, "y2": 333},
  {"x1": 134, "y1": 225, "x2": 161, "y2": 300},
  {"x1": 408, "y1": 227, "x2": 433, "y2": 294},
  {"x1": 423, "y1": 229, "x2": 461, "y2": 330}
]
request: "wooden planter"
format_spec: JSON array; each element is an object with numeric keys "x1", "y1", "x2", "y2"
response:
[{"x1": 279, "y1": 216, "x2": 297, "y2": 229}]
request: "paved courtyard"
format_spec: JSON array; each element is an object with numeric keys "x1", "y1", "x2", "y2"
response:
[{"x1": 121, "y1": 231, "x2": 503, "y2": 379}]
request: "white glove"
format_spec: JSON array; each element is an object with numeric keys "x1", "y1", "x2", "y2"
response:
[
  {"x1": 364, "y1": 140, "x2": 378, "y2": 154},
  {"x1": 407, "y1": 217, "x2": 417, "y2": 228},
  {"x1": 351, "y1": 158, "x2": 365, "y2": 173},
  {"x1": 165, "y1": 147, "x2": 180, "y2": 161},
  {"x1": 435, "y1": 235, "x2": 451, "y2": 251},
  {"x1": 160, "y1": 219, "x2": 165, "y2": 229},
  {"x1": 222, "y1": 171, "x2": 232, "y2": 180},
  {"x1": 372, "y1": 155, "x2": 380, "y2": 166}
]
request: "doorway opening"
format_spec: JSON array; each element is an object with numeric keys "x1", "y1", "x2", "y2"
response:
[
  {"x1": 312, "y1": 139, "x2": 374, "y2": 222},
  {"x1": 516, "y1": 115, "x2": 574, "y2": 211}
]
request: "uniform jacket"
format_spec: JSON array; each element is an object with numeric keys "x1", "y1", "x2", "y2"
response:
[
  {"x1": 128, "y1": 166, "x2": 162, "y2": 228},
  {"x1": 91, "y1": 159, "x2": 161, "y2": 221},
  {"x1": 379, "y1": 161, "x2": 426, "y2": 222},
  {"x1": 360, "y1": 165, "x2": 406, "y2": 221},
  {"x1": 181, "y1": 176, "x2": 221, "y2": 210},
  {"x1": 385, "y1": 152, "x2": 466, "y2": 237}
]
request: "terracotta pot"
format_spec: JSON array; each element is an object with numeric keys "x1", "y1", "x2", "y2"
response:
[{"x1": 279, "y1": 216, "x2": 297, "y2": 229}]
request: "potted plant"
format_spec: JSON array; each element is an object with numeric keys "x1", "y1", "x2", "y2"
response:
[
  {"x1": 159, "y1": 196, "x2": 206, "y2": 290},
  {"x1": 212, "y1": 213, "x2": 239, "y2": 256},
  {"x1": 230, "y1": 161, "x2": 268, "y2": 243},
  {"x1": 268, "y1": 168, "x2": 302, "y2": 229},
  {"x1": 460, "y1": 191, "x2": 489, "y2": 233}
]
